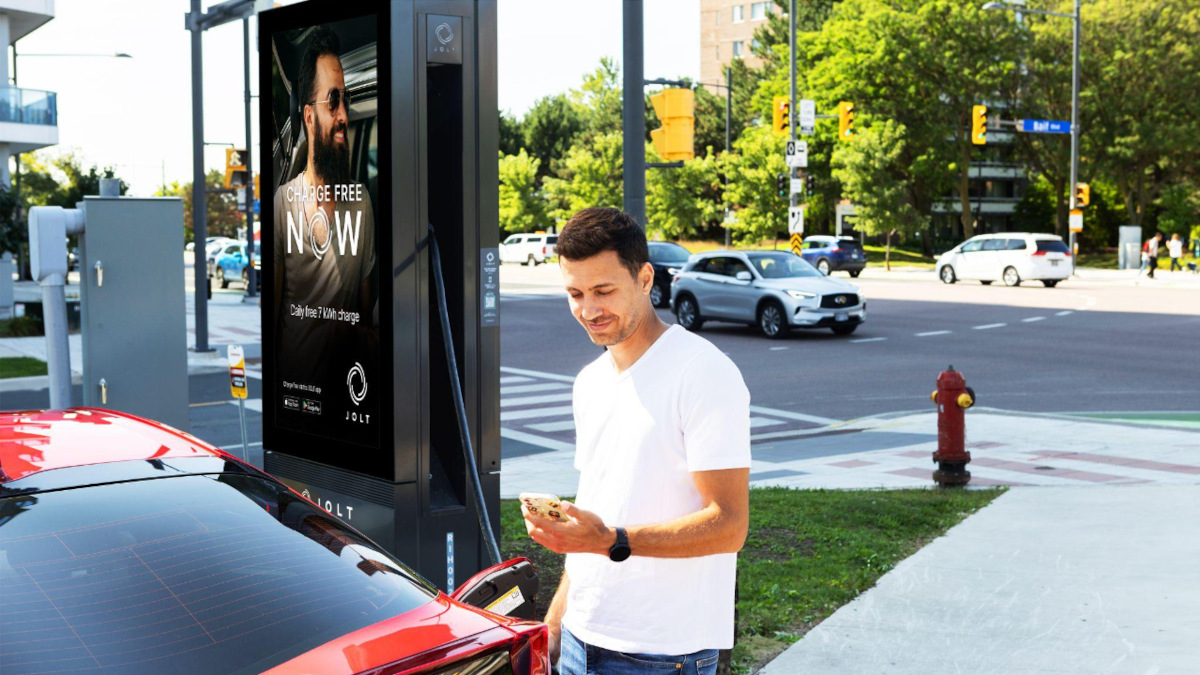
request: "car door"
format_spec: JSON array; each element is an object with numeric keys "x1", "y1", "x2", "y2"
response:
[
  {"x1": 692, "y1": 257, "x2": 733, "y2": 318},
  {"x1": 956, "y1": 238, "x2": 986, "y2": 279},
  {"x1": 221, "y1": 245, "x2": 242, "y2": 276},
  {"x1": 979, "y1": 238, "x2": 1008, "y2": 280},
  {"x1": 500, "y1": 235, "x2": 521, "y2": 263},
  {"x1": 723, "y1": 257, "x2": 758, "y2": 321}
]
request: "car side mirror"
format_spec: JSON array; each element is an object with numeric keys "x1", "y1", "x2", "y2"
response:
[
  {"x1": 450, "y1": 557, "x2": 540, "y2": 620},
  {"x1": 735, "y1": 271, "x2": 752, "y2": 282}
]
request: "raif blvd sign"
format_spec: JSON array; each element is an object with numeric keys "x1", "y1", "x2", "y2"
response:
[{"x1": 1020, "y1": 119, "x2": 1071, "y2": 134}]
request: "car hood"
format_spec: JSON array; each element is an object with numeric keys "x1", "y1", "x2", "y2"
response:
[{"x1": 753, "y1": 276, "x2": 860, "y2": 294}]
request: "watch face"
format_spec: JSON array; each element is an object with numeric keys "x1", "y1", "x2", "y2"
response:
[{"x1": 609, "y1": 545, "x2": 631, "y2": 562}]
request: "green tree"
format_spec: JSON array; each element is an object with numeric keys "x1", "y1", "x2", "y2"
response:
[
  {"x1": 499, "y1": 111, "x2": 525, "y2": 157},
  {"x1": 832, "y1": 120, "x2": 929, "y2": 269},
  {"x1": 571, "y1": 58, "x2": 624, "y2": 142},
  {"x1": 498, "y1": 149, "x2": 548, "y2": 234},
  {"x1": 522, "y1": 94, "x2": 585, "y2": 181},
  {"x1": 542, "y1": 132, "x2": 624, "y2": 224},
  {"x1": 646, "y1": 146, "x2": 723, "y2": 240},
  {"x1": 156, "y1": 169, "x2": 245, "y2": 243},
  {"x1": 1081, "y1": 0, "x2": 1200, "y2": 227},
  {"x1": 725, "y1": 126, "x2": 787, "y2": 243}
]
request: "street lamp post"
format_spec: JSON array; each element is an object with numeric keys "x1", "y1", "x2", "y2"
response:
[{"x1": 984, "y1": 0, "x2": 1081, "y2": 256}]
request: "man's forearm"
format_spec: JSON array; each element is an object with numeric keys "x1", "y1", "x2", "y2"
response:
[{"x1": 624, "y1": 501, "x2": 748, "y2": 559}]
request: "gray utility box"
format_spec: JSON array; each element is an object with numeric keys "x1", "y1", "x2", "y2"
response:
[{"x1": 78, "y1": 196, "x2": 189, "y2": 430}]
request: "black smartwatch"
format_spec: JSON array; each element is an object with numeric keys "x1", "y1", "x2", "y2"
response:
[{"x1": 608, "y1": 527, "x2": 631, "y2": 562}]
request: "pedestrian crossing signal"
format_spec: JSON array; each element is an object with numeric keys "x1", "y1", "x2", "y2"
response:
[
  {"x1": 225, "y1": 148, "x2": 248, "y2": 188},
  {"x1": 972, "y1": 105, "x2": 987, "y2": 145}
]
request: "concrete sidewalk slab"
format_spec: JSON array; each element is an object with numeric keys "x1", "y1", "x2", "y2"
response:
[{"x1": 759, "y1": 485, "x2": 1200, "y2": 675}]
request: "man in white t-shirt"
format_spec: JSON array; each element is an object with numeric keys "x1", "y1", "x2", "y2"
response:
[{"x1": 522, "y1": 207, "x2": 751, "y2": 675}]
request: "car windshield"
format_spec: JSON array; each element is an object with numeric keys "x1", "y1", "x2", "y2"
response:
[
  {"x1": 747, "y1": 253, "x2": 822, "y2": 279},
  {"x1": 648, "y1": 243, "x2": 691, "y2": 264},
  {"x1": 0, "y1": 473, "x2": 436, "y2": 675}
]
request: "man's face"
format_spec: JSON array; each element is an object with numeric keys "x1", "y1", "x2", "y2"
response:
[
  {"x1": 307, "y1": 53, "x2": 350, "y2": 187},
  {"x1": 561, "y1": 251, "x2": 654, "y2": 347}
]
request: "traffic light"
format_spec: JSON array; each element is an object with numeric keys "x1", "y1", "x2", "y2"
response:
[
  {"x1": 772, "y1": 96, "x2": 790, "y2": 136},
  {"x1": 837, "y1": 101, "x2": 855, "y2": 141},
  {"x1": 971, "y1": 105, "x2": 987, "y2": 145},
  {"x1": 1074, "y1": 182, "x2": 1090, "y2": 207},
  {"x1": 650, "y1": 88, "x2": 695, "y2": 161},
  {"x1": 225, "y1": 148, "x2": 248, "y2": 188},
  {"x1": 805, "y1": 174, "x2": 815, "y2": 197},
  {"x1": 776, "y1": 173, "x2": 788, "y2": 199}
]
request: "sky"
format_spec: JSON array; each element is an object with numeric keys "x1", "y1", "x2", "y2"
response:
[{"x1": 13, "y1": 0, "x2": 699, "y2": 196}]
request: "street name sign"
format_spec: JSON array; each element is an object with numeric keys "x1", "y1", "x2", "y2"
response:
[
  {"x1": 785, "y1": 140, "x2": 808, "y2": 168},
  {"x1": 790, "y1": 178, "x2": 804, "y2": 195},
  {"x1": 1020, "y1": 119, "x2": 1071, "y2": 134},
  {"x1": 788, "y1": 206, "x2": 804, "y2": 235},
  {"x1": 799, "y1": 99, "x2": 816, "y2": 135}
]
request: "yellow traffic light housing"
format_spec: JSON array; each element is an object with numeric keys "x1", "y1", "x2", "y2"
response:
[
  {"x1": 838, "y1": 101, "x2": 855, "y2": 141},
  {"x1": 225, "y1": 148, "x2": 248, "y2": 188},
  {"x1": 971, "y1": 105, "x2": 987, "y2": 145},
  {"x1": 772, "y1": 96, "x2": 789, "y2": 136},
  {"x1": 1074, "y1": 182, "x2": 1090, "y2": 207},
  {"x1": 650, "y1": 88, "x2": 695, "y2": 161}
]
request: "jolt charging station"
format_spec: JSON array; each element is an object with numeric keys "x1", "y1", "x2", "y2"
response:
[{"x1": 258, "y1": 0, "x2": 500, "y2": 590}]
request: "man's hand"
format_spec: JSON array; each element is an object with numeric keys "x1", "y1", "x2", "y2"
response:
[{"x1": 522, "y1": 501, "x2": 614, "y2": 555}]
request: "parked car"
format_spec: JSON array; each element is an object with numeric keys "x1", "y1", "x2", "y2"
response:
[
  {"x1": 500, "y1": 233, "x2": 558, "y2": 265},
  {"x1": 0, "y1": 408, "x2": 549, "y2": 675},
  {"x1": 204, "y1": 237, "x2": 239, "y2": 275},
  {"x1": 937, "y1": 233, "x2": 1072, "y2": 287},
  {"x1": 799, "y1": 235, "x2": 866, "y2": 277},
  {"x1": 212, "y1": 242, "x2": 261, "y2": 289},
  {"x1": 647, "y1": 241, "x2": 692, "y2": 307},
  {"x1": 671, "y1": 250, "x2": 866, "y2": 338}
]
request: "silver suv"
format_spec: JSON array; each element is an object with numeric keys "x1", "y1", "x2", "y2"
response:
[{"x1": 671, "y1": 250, "x2": 866, "y2": 339}]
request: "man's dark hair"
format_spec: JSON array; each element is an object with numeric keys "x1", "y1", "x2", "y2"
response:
[
  {"x1": 556, "y1": 207, "x2": 649, "y2": 279},
  {"x1": 298, "y1": 26, "x2": 342, "y2": 111}
]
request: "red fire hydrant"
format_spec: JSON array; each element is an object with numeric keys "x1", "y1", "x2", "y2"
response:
[{"x1": 930, "y1": 366, "x2": 975, "y2": 487}]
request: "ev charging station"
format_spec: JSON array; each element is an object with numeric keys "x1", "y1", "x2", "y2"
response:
[{"x1": 258, "y1": 0, "x2": 501, "y2": 589}]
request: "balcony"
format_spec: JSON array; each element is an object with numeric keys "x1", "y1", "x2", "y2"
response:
[
  {"x1": 0, "y1": 86, "x2": 58, "y2": 153},
  {"x1": 0, "y1": 86, "x2": 57, "y2": 126}
]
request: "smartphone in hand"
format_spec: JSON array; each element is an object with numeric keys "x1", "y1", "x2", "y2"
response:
[{"x1": 520, "y1": 492, "x2": 565, "y2": 522}]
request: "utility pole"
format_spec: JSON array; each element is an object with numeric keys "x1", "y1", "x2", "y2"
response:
[
  {"x1": 189, "y1": 0, "x2": 212, "y2": 352},
  {"x1": 1067, "y1": 0, "x2": 1081, "y2": 260},
  {"x1": 725, "y1": 66, "x2": 733, "y2": 247},
  {"x1": 789, "y1": 0, "x2": 799, "y2": 231},
  {"x1": 622, "y1": 0, "x2": 646, "y2": 228},
  {"x1": 243, "y1": 17, "x2": 256, "y2": 299}
]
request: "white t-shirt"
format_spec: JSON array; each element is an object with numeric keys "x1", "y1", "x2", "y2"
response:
[
  {"x1": 562, "y1": 325, "x2": 751, "y2": 655},
  {"x1": 1167, "y1": 240, "x2": 1183, "y2": 258}
]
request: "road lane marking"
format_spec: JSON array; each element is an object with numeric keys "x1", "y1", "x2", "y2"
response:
[
  {"x1": 500, "y1": 375, "x2": 534, "y2": 384},
  {"x1": 769, "y1": 346, "x2": 788, "y2": 351},
  {"x1": 501, "y1": 405, "x2": 574, "y2": 421},
  {"x1": 226, "y1": 399, "x2": 263, "y2": 413},
  {"x1": 1056, "y1": 311, "x2": 1073, "y2": 316},
  {"x1": 220, "y1": 441, "x2": 263, "y2": 450},
  {"x1": 749, "y1": 405, "x2": 839, "y2": 426},
  {"x1": 750, "y1": 417, "x2": 786, "y2": 428},
  {"x1": 851, "y1": 337, "x2": 887, "y2": 343},
  {"x1": 501, "y1": 382, "x2": 571, "y2": 395},
  {"x1": 973, "y1": 323, "x2": 1006, "y2": 330},
  {"x1": 1022, "y1": 316, "x2": 1046, "y2": 323},
  {"x1": 189, "y1": 401, "x2": 228, "y2": 408},
  {"x1": 915, "y1": 330, "x2": 951, "y2": 337}
]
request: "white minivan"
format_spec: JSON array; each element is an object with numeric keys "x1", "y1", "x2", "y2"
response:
[
  {"x1": 499, "y1": 233, "x2": 558, "y2": 265},
  {"x1": 937, "y1": 233, "x2": 1073, "y2": 287}
]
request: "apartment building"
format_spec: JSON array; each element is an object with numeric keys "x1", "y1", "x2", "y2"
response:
[
  {"x1": 699, "y1": 0, "x2": 775, "y2": 89},
  {"x1": 0, "y1": 0, "x2": 57, "y2": 189}
]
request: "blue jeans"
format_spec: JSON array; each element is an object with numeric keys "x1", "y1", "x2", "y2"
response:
[{"x1": 558, "y1": 626, "x2": 720, "y2": 675}]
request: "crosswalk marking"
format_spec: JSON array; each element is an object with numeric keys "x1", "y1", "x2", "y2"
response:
[
  {"x1": 916, "y1": 330, "x2": 951, "y2": 337},
  {"x1": 500, "y1": 375, "x2": 534, "y2": 385},
  {"x1": 501, "y1": 382, "x2": 572, "y2": 395},
  {"x1": 500, "y1": 366, "x2": 577, "y2": 383},
  {"x1": 501, "y1": 392, "x2": 574, "y2": 408},
  {"x1": 749, "y1": 405, "x2": 839, "y2": 426},
  {"x1": 527, "y1": 420, "x2": 578, "y2": 433},
  {"x1": 501, "y1": 427, "x2": 575, "y2": 452},
  {"x1": 501, "y1": 405, "x2": 574, "y2": 421},
  {"x1": 750, "y1": 417, "x2": 786, "y2": 429}
]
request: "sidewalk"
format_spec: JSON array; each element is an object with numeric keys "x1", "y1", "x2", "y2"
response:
[{"x1": 500, "y1": 409, "x2": 1200, "y2": 674}]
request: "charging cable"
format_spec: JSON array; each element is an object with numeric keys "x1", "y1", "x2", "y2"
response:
[{"x1": 428, "y1": 224, "x2": 502, "y2": 566}]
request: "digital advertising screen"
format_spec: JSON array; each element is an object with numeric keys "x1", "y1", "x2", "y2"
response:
[{"x1": 262, "y1": 4, "x2": 390, "y2": 476}]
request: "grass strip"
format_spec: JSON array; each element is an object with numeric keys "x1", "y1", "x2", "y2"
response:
[
  {"x1": 0, "y1": 356, "x2": 49, "y2": 379},
  {"x1": 501, "y1": 486, "x2": 1003, "y2": 674}
]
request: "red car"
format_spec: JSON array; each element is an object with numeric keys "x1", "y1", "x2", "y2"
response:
[{"x1": 0, "y1": 408, "x2": 547, "y2": 675}]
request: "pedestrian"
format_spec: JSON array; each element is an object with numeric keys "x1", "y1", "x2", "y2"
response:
[
  {"x1": 1167, "y1": 233, "x2": 1184, "y2": 272},
  {"x1": 1146, "y1": 232, "x2": 1162, "y2": 279},
  {"x1": 525, "y1": 207, "x2": 750, "y2": 675},
  {"x1": 1139, "y1": 240, "x2": 1150, "y2": 276}
]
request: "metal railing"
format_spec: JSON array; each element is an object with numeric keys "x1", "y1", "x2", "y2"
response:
[{"x1": 0, "y1": 86, "x2": 58, "y2": 126}]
